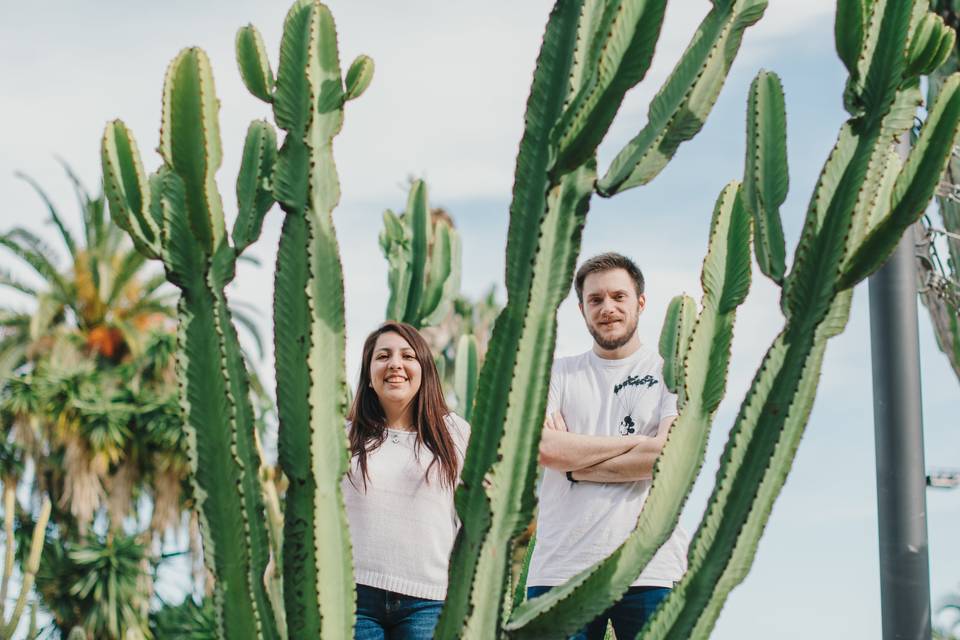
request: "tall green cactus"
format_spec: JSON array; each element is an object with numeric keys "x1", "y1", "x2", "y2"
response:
[
  {"x1": 101, "y1": 2, "x2": 372, "y2": 637},
  {"x1": 263, "y1": 2, "x2": 369, "y2": 636},
  {"x1": 638, "y1": 3, "x2": 960, "y2": 637},
  {"x1": 435, "y1": 0, "x2": 768, "y2": 637},
  {"x1": 102, "y1": 46, "x2": 282, "y2": 638},
  {"x1": 380, "y1": 179, "x2": 462, "y2": 328}
]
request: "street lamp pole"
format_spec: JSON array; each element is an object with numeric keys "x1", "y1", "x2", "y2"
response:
[{"x1": 868, "y1": 188, "x2": 933, "y2": 638}]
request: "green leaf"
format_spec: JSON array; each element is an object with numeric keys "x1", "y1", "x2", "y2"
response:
[
  {"x1": 15, "y1": 172, "x2": 77, "y2": 259},
  {"x1": 597, "y1": 0, "x2": 768, "y2": 195},
  {"x1": 743, "y1": 70, "x2": 788, "y2": 284},
  {"x1": 236, "y1": 24, "x2": 275, "y2": 103}
]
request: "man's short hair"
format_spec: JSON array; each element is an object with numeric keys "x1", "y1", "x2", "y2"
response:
[{"x1": 574, "y1": 252, "x2": 645, "y2": 303}]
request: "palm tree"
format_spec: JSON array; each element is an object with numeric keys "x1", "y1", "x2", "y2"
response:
[
  {"x1": 1, "y1": 164, "x2": 182, "y2": 535},
  {"x1": 0, "y1": 164, "x2": 201, "y2": 638}
]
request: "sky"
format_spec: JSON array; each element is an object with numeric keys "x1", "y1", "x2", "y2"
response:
[{"x1": 2, "y1": 1, "x2": 959, "y2": 638}]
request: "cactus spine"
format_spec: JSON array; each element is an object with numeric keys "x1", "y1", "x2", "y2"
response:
[{"x1": 436, "y1": 0, "x2": 768, "y2": 637}]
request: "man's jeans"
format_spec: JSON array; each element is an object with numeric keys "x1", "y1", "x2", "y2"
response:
[
  {"x1": 526, "y1": 585, "x2": 670, "y2": 640},
  {"x1": 354, "y1": 584, "x2": 443, "y2": 640}
]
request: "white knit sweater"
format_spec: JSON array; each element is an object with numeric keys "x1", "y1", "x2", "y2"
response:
[{"x1": 342, "y1": 414, "x2": 470, "y2": 600}]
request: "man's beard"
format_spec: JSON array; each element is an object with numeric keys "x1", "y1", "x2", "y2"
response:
[{"x1": 587, "y1": 313, "x2": 639, "y2": 351}]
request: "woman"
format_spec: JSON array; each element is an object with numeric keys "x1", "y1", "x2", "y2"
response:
[{"x1": 343, "y1": 321, "x2": 470, "y2": 640}]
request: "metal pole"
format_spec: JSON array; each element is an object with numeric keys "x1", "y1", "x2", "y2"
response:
[{"x1": 869, "y1": 217, "x2": 932, "y2": 639}]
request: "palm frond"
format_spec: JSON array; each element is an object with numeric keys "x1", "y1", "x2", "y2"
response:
[
  {"x1": 55, "y1": 158, "x2": 98, "y2": 248},
  {"x1": 15, "y1": 171, "x2": 78, "y2": 258},
  {"x1": 0, "y1": 230, "x2": 73, "y2": 307},
  {"x1": 0, "y1": 268, "x2": 39, "y2": 297},
  {"x1": 105, "y1": 250, "x2": 146, "y2": 308},
  {"x1": 139, "y1": 272, "x2": 170, "y2": 299}
]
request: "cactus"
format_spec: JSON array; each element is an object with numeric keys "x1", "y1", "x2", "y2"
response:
[
  {"x1": 102, "y1": 44, "x2": 282, "y2": 637},
  {"x1": 268, "y1": 2, "x2": 365, "y2": 636},
  {"x1": 917, "y1": 0, "x2": 960, "y2": 381},
  {"x1": 454, "y1": 334, "x2": 479, "y2": 421},
  {"x1": 101, "y1": 1, "x2": 371, "y2": 636},
  {"x1": 380, "y1": 180, "x2": 462, "y2": 328},
  {"x1": 435, "y1": 0, "x2": 768, "y2": 637},
  {"x1": 635, "y1": 3, "x2": 960, "y2": 637}
]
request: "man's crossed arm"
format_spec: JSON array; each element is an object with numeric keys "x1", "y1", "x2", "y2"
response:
[{"x1": 538, "y1": 411, "x2": 677, "y2": 483}]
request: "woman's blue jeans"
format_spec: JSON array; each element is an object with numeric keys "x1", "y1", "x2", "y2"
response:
[
  {"x1": 354, "y1": 584, "x2": 443, "y2": 640},
  {"x1": 526, "y1": 585, "x2": 670, "y2": 640}
]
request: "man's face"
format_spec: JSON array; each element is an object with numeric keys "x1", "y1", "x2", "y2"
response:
[{"x1": 579, "y1": 268, "x2": 645, "y2": 351}]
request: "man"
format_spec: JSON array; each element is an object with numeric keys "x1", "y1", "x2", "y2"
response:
[{"x1": 526, "y1": 252, "x2": 686, "y2": 640}]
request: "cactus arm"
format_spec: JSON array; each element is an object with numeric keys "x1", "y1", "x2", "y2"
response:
[
  {"x1": 344, "y1": 55, "x2": 374, "y2": 101},
  {"x1": 839, "y1": 73, "x2": 960, "y2": 288},
  {"x1": 422, "y1": 221, "x2": 462, "y2": 326},
  {"x1": 551, "y1": 0, "x2": 669, "y2": 174},
  {"x1": 743, "y1": 70, "x2": 788, "y2": 284},
  {"x1": 402, "y1": 180, "x2": 431, "y2": 327},
  {"x1": 596, "y1": 0, "x2": 768, "y2": 196},
  {"x1": 658, "y1": 294, "x2": 697, "y2": 405},
  {"x1": 101, "y1": 121, "x2": 161, "y2": 260},
  {"x1": 836, "y1": 0, "x2": 868, "y2": 77},
  {"x1": 435, "y1": 4, "x2": 585, "y2": 634},
  {"x1": 505, "y1": 183, "x2": 751, "y2": 639},
  {"x1": 271, "y1": 2, "x2": 355, "y2": 636},
  {"x1": 236, "y1": 24, "x2": 275, "y2": 103},
  {"x1": 454, "y1": 334, "x2": 479, "y2": 422},
  {"x1": 381, "y1": 209, "x2": 412, "y2": 321},
  {"x1": 639, "y1": 291, "x2": 850, "y2": 640},
  {"x1": 233, "y1": 120, "x2": 278, "y2": 255},
  {"x1": 159, "y1": 48, "x2": 226, "y2": 254},
  {"x1": 510, "y1": 534, "x2": 537, "y2": 614},
  {"x1": 632, "y1": 5, "x2": 960, "y2": 634},
  {"x1": 420, "y1": 221, "x2": 453, "y2": 323}
]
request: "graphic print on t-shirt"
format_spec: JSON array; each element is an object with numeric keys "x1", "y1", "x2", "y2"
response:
[{"x1": 613, "y1": 373, "x2": 658, "y2": 435}]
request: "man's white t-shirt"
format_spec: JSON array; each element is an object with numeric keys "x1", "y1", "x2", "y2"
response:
[{"x1": 527, "y1": 344, "x2": 688, "y2": 588}]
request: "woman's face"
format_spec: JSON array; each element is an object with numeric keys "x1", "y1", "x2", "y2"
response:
[{"x1": 369, "y1": 331, "x2": 423, "y2": 414}]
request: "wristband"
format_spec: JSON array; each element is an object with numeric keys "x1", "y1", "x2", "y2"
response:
[{"x1": 566, "y1": 470, "x2": 578, "y2": 484}]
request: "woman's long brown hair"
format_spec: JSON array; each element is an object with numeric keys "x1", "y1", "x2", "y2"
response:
[{"x1": 347, "y1": 321, "x2": 459, "y2": 490}]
